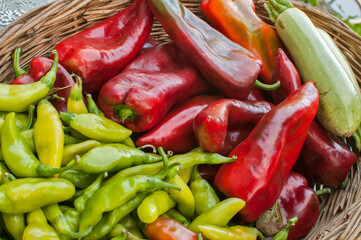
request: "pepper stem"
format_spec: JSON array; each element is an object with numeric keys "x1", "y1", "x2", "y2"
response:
[
  {"x1": 12, "y1": 47, "x2": 29, "y2": 78},
  {"x1": 271, "y1": 216, "x2": 298, "y2": 240},
  {"x1": 341, "y1": 177, "x2": 349, "y2": 189},
  {"x1": 155, "y1": 162, "x2": 182, "y2": 180},
  {"x1": 352, "y1": 126, "x2": 361, "y2": 150},
  {"x1": 40, "y1": 49, "x2": 58, "y2": 88},
  {"x1": 316, "y1": 188, "x2": 331, "y2": 196},
  {"x1": 264, "y1": 0, "x2": 294, "y2": 23},
  {"x1": 36, "y1": 160, "x2": 76, "y2": 177},
  {"x1": 23, "y1": 104, "x2": 35, "y2": 131},
  {"x1": 190, "y1": 165, "x2": 202, "y2": 183},
  {"x1": 254, "y1": 80, "x2": 281, "y2": 91},
  {"x1": 59, "y1": 112, "x2": 75, "y2": 126},
  {"x1": 112, "y1": 104, "x2": 136, "y2": 122}
]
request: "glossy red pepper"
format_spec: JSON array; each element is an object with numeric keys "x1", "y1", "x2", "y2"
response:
[
  {"x1": 97, "y1": 42, "x2": 211, "y2": 132},
  {"x1": 147, "y1": 0, "x2": 263, "y2": 100},
  {"x1": 11, "y1": 53, "x2": 74, "y2": 113},
  {"x1": 193, "y1": 99, "x2": 274, "y2": 156},
  {"x1": 215, "y1": 82, "x2": 319, "y2": 223},
  {"x1": 201, "y1": 0, "x2": 283, "y2": 85},
  {"x1": 136, "y1": 95, "x2": 222, "y2": 153},
  {"x1": 272, "y1": 48, "x2": 357, "y2": 187},
  {"x1": 53, "y1": 0, "x2": 153, "y2": 93},
  {"x1": 145, "y1": 217, "x2": 198, "y2": 240},
  {"x1": 278, "y1": 172, "x2": 320, "y2": 240}
]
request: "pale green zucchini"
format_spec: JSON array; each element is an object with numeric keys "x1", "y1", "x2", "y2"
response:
[{"x1": 265, "y1": 0, "x2": 361, "y2": 137}]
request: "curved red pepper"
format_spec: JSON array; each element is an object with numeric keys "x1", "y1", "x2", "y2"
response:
[
  {"x1": 136, "y1": 95, "x2": 222, "y2": 153},
  {"x1": 148, "y1": 0, "x2": 262, "y2": 100},
  {"x1": 201, "y1": 0, "x2": 283, "y2": 85},
  {"x1": 273, "y1": 48, "x2": 357, "y2": 187},
  {"x1": 215, "y1": 82, "x2": 319, "y2": 223},
  {"x1": 145, "y1": 217, "x2": 197, "y2": 240},
  {"x1": 193, "y1": 99, "x2": 274, "y2": 155},
  {"x1": 11, "y1": 57, "x2": 74, "y2": 113},
  {"x1": 278, "y1": 172, "x2": 320, "y2": 240},
  {"x1": 97, "y1": 42, "x2": 211, "y2": 132},
  {"x1": 53, "y1": 0, "x2": 153, "y2": 93}
]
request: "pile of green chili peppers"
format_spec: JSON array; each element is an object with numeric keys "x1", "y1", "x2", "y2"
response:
[{"x1": 0, "y1": 49, "x2": 297, "y2": 240}]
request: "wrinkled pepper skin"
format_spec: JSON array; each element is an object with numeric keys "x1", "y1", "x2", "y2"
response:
[
  {"x1": 136, "y1": 95, "x2": 222, "y2": 153},
  {"x1": 11, "y1": 53, "x2": 74, "y2": 113},
  {"x1": 145, "y1": 217, "x2": 198, "y2": 240},
  {"x1": 194, "y1": 99, "x2": 273, "y2": 155},
  {"x1": 201, "y1": 0, "x2": 283, "y2": 84},
  {"x1": 147, "y1": 0, "x2": 262, "y2": 100},
  {"x1": 278, "y1": 172, "x2": 319, "y2": 240},
  {"x1": 53, "y1": 0, "x2": 153, "y2": 93},
  {"x1": 215, "y1": 82, "x2": 319, "y2": 223},
  {"x1": 98, "y1": 42, "x2": 210, "y2": 132},
  {"x1": 273, "y1": 48, "x2": 357, "y2": 187}
]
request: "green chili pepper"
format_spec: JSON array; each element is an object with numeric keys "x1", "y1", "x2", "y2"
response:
[
  {"x1": 0, "y1": 50, "x2": 58, "y2": 112},
  {"x1": 161, "y1": 208, "x2": 190, "y2": 227},
  {"x1": 63, "y1": 207, "x2": 80, "y2": 234},
  {"x1": 60, "y1": 112, "x2": 132, "y2": 143},
  {"x1": 67, "y1": 74, "x2": 88, "y2": 114},
  {"x1": 0, "y1": 163, "x2": 12, "y2": 185},
  {"x1": 42, "y1": 203, "x2": 92, "y2": 238},
  {"x1": 2, "y1": 213, "x2": 25, "y2": 240},
  {"x1": 190, "y1": 165, "x2": 220, "y2": 215},
  {"x1": 78, "y1": 163, "x2": 181, "y2": 234},
  {"x1": 70, "y1": 144, "x2": 162, "y2": 174},
  {"x1": 23, "y1": 104, "x2": 36, "y2": 131},
  {"x1": 137, "y1": 190, "x2": 176, "y2": 224},
  {"x1": 59, "y1": 170, "x2": 98, "y2": 189},
  {"x1": 22, "y1": 224, "x2": 60, "y2": 240},
  {"x1": 86, "y1": 93, "x2": 104, "y2": 116},
  {"x1": 20, "y1": 129, "x2": 36, "y2": 153},
  {"x1": 1, "y1": 113, "x2": 75, "y2": 177},
  {"x1": 0, "y1": 111, "x2": 28, "y2": 146},
  {"x1": 83, "y1": 191, "x2": 151, "y2": 240},
  {"x1": 110, "y1": 215, "x2": 143, "y2": 239},
  {"x1": 62, "y1": 140, "x2": 101, "y2": 166},
  {"x1": 12, "y1": 47, "x2": 29, "y2": 78},
  {"x1": 271, "y1": 217, "x2": 298, "y2": 240},
  {"x1": 103, "y1": 151, "x2": 236, "y2": 187},
  {"x1": 189, "y1": 198, "x2": 246, "y2": 234},
  {"x1": 0, "y1": 178, "x2": 75, "y2": 214},
  {"x1": 74, "y1": 175, "x2": 103, "y2": 213},
  {"x1": 64, "y1": 134, "x2": 83, "y2": 145},
  {"x1": 197, "y1": 224, "x2": 264, "y2": 240}
]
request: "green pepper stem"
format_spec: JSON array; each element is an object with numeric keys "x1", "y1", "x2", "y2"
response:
[
  {"x1": 158, "y1": 147, "x2": 171, "y2": 167},
  {"x1": 46, "y1": 94, "x2": 65, "y2": 102},
  {"x1": 12, "y1": 47, "x2": 29, "y2": 78},
  {"x1": 264, "y1": 0, "x2": 294, "y2": 23},
  {"x1": 112, "y1": 104, "x2": 136, "y2": 122},
  {"x1": 23, "y1": 104, "x2": 35, "y2": 131},
  {"x1": 59, "y1": 112, "x2": 75, "y2": 126},
  {"x1": 316, "y1": 188, "x2": 331, "y2": 196},
  {"x1": 254, "y1": 80, "x2": 281, "y2": 91},
  {"x1": 352, "y1": 127, "x2": 361, "y2": 150},
  {"x1": 155, "y1": 162, "x2": 182, "y2": 180},
  {"x1": 253, "y1": 227, "x2": 265, "y2": 240},
  {"x1": 40, "y1": 49, "x2": 58, "y2": 88},
  {"x1": 36, "y1": 160, "x2": 76, "y2": 177},
  {"x1": 341, "y1": 177, "x2": 349, "y2": 189},
  {"x1": 271, "y1": 216, "x2": 298, "y2": 240},
  {"x1": 190, "y1": 165, "x2": 202, "y2": 183},
  {"x1": 137, "y1": 144, "x2": 157, "y2": 153}
]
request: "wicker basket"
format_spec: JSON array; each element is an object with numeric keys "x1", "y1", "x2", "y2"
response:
[{"x1": 0, "y1": 0, "x2": 360, "y2": 239}]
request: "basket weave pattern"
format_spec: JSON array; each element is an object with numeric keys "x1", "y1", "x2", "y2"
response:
[{"x1": 0, "y1": 0, "x2": 361, "y2": 239}]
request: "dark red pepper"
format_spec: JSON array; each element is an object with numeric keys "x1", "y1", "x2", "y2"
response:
[
  {"x1": 272, "y1": 48, "x2": 357, "y2": 187},
  {"x1": 97, "y1": 42, "x2": 211, "y2": 132},
  {"x1": 277, "y1": 172, "x2": 320, "y2": 240},
  {"x1": 215, "y1": 81, "x2": 319, "y2": 223},
  {"x1": 53, "y1": 0, "x2": 153, "y2": 93},
  {"x1": 147, "y1": 0, "x2": 263, "y2": 100},
  {"x1": 193, "y1": 99, "x2": 274, "y2": 156},
  {"x1": 10, "y1": 48, "x2": 74, "y2": 113},
  {"x1": 136, "y1": 95, "x2": 222, "y2": 153}
]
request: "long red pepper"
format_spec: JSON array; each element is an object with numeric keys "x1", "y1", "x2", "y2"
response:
[
  {"x1": 273, "y1": 48, "x2": 357, "y2": 187},
  {"x1": 53, "y1": 0, "x2": 153, "y2": 93},
  {"x1": 147, "y1": 0, "x2": 263, "y2": 100},
  {"x1": 97, "y1": 42, "x2": 211, "y2": 132},
  {"x1": 215, "y1": 81, "x2": 319, "y2": 223},
  {"x1": 193, "y1": 99, "x2": 274, "y2": 155},
  {"x1": 136, "y1": 95, "x2": 222, "y2": 153},
  {"x1": 201, "y1": 0, "x2": 283, "y2": 85},
  {"x1": 11, "y1": 49, "x2": 74, "y2": 113}
]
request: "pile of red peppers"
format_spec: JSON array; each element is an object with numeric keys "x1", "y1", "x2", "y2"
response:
[{"x1": 12, "y1": 0, "x2": 358, "y2": 239}]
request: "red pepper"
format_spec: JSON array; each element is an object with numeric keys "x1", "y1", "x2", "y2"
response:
[
  {"x1": 10, "y1": 48, "x2": 74, "y2": 113},
  {"x1": 273, "y1": 48, "x2": 357, "y2": 187},
  {"x1": 193, "y1": 99, "x2": 274, "y2": 155},
  {"x1": 201, "y1": 0, "x2": 283, "y2": 85},
  {"x1": 145, "y1": 217, "x2": 197, "y2": 240},
  {"x1": 97, "y1": 42, "x2": 211, "y2": 132},
  {"x1": 278, "y1": 172, "x2": 320, "y2": 240},
  {"x1": 53, "y1": 0, "x2": 153, "y2": 93},
  {"x1": 247, "y1": 88, "x2": 265, "y2": 101},
  {"x1": 136, "y1": 95, "x2": 222, "y2": 153},
  {"x1": 215, "y1": 81, "x2": 319, "y2": 223},
  {"x1": 147, "y1": 0, "x2": 263, "y2": 100}
]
